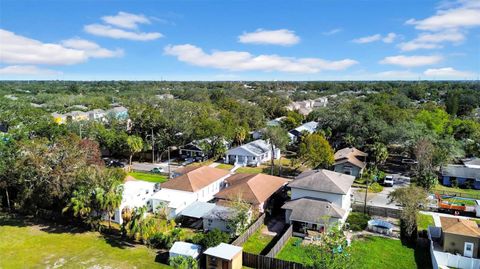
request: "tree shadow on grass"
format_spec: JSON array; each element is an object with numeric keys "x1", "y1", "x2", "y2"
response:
[
  {"x1": 102, "y1": 233, "x2": 139, "y2": 249},
  {"x1": 413, "y1": 238, "x2": 433, "y2": 269},
  {"x1": 155, "y1": 249, "x2": 169, "y2": 264}
]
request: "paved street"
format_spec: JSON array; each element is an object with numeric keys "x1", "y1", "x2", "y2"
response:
[{"x1": 131, "y1": 161, "x2": 181, "y2": 172}]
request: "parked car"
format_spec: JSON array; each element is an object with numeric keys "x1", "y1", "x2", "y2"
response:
[
  {"x1": 402, "y1": 159, "x2": 418, "y2": 165},
  {"x1": 106, "y1": 160, "x2": 125, "y2": 168},
  {"x1": 150, "y1": 167, "x2": 164, "y2": 173},
  {"x1": 383, "y1": 175, "x2": 394, "y2": 187}
]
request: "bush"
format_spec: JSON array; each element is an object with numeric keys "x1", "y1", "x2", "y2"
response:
[
  {"x1": 369, "y1": 182, "x2": 383, "y2": 193},
  {"x1": 347, "y1": 212, "x2": 369, "y2": 231},
  {"x1": 147, "y1": 229, "x2": 182, "y2": 249},
  {"x1": 201, "y1": 229, "x2": 230, "y2": 248}
]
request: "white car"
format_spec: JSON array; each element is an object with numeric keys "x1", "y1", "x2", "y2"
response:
[{"x1": 384, "y1": 176, "x2": 394, "y2": 187}]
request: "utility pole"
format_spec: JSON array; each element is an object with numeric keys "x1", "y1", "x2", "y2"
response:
[
  {"x1": 167, "y1": 146, "x2": 171, "y2": 179},
  {"x1": 363, "y1": 171, "x2": 369, "y2": 214}
]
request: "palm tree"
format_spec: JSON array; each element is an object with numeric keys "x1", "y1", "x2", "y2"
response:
[
  {"x1": 234, "y1": 126, "x2": 247, "y2": 145},
  {"x1": 62, "y1": 188, "x2": 92, "y2": 219},
  {"x1": 127, "y1": 206, "x2": 156, "y2": 242},
  {"x1": 100, "y1": 182, "x2": 123, "y2": 229},
  {"x1": 127, "y1": 135, "x2": 143, "y2": 170}
]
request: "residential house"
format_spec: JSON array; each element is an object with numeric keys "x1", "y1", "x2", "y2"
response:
[
  {"x1": 288, "y1": 121, "x2": 318, "y2": 143},
  {"x1": 333, "y1": 147, "x2": 368, "y2": 178},
  {"x1": 225, "y1": 139, "x2": 280, "y2": 167},
  {"x1": 179, "y1": 139, "x2": 229, "y2": 162},
  {"x1": 440, "y1": 217, "x2": 480, "y2": 258},
  {"x1": 169, "y1": 241, "x2": 202, "y2": 261},
  {"x1": 283, "y1": 169, "x2": 354, "y2": 236},
  {"x1": 156, "y1": 93, "x2": 175, "y2": 100},
  {"x1": 111, "y1": 178, "x2": 157, "y2": 224},
  {"x1": 442, "y1": 158, "x2": 480, "y2": 189},
  {"x1": 107, "y1": 106, "x2": 128, "y2": 120},
  {"x1": 286, "y1": 97, "x2": 328, "y2": 115},
  {"x1": 266, "y1": 116, "x2": 286, "y2": 127},
  {"x1": 150, "y1": 166, "x2": 230, "y2": 219},
  {"x1": 204, "y1": 243, "x2": 243, "y2": 269},
  {"x1": 214, "y1": 173, "x2": 288, "y2": 213},
  {"x1": 88, "y1": 109, "x2": 106, "y2": 121}
]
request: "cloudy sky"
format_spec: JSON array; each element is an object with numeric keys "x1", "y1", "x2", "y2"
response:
[{"x1": 1, "y1": 0, "x2": 479, "y2": 80}]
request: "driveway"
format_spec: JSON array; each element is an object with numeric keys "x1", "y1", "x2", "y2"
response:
[{"x1": 353, "y1": 178, "x2": 409, "y2": 209}]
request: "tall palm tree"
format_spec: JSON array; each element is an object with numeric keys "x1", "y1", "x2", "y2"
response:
[
  {"x1": 63, "y1": 188, "x2": 92, "y2": 219},
  {"x1": 100, "y1": 182, "x2": 123, "y2": 229}
]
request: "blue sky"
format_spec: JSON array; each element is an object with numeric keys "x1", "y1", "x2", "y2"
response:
[{"x1": 1, "y1": 0, "x2": 479, "y2": 80}]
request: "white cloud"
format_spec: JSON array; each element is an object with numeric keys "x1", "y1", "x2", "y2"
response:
[
  {"x1": 379, "y1": 55, "x2": 443, "y2": 67},
  {"x1": 352, "y1": 34, "x2": 382, "y2": 44},
  {"x1": 0, "y1": 29, "x2": 122, "y2": 66},
  {"x1": 84, "y1": 24, "x2": 162, "y2": 41},
  {"x1": 61, "y1": 38, "x2": 124, "y2": 58},
  {"x1": 406, "y1": 1, "x2": 480, "y2": 31},
  {"x1": 423, "y1": 67, "x2": 475, "y2": 78},
  {"x1": 382, "y1": 33, "x2": 397, "y2": 43},
  {"x1": 353, "y1": 33, "x2": 397, "y2": 44},
  {"x1": 101, "y1": 11, "x2": 150, "y2": 29},
  {"x1": 398, "y1": 30, "x2": 465, "y2": 51},
  {"x1": 238, "y1": 29, "x2": 300, "y2": 46},
  {"x1": 0, "y1": 65, "x2": 61, "y2": 75},
  {"x1": 322, "y1": 28, "x2": 342, "y2": 35},
  {"x1": 164, "y1": 44, "x2": 358, "y2": 73}
]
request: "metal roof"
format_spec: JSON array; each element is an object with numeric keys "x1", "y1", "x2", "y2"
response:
[
  {"x1": 204, "y1": 243, "x2": 242, "y2": 260},
  {"x1": 180, "y1": 201, "x2": 216, "y2": 219},
  {"x1": 169, "y1": 241, "x2": 202, "y2": 258}
]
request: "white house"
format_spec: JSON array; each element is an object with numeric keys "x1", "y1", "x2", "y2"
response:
[
  {"x1": 88, "y1": 109, "x2": 106, "y2": 121},
  {"x1": 111, "y1": 179, "x2": 157, "y2": 224},
  {"x1": 150, "y1": 166, "x2": 231, "y2": 219},
  {"x1": 283, "y1": 169, "x2": 354, "y2": 236},
  {"x1": 288, "y1": 121, "x2": 318, "y2": 143},
  {"x1": 225, "y1": 139, "x2": 280, "y2": 167}
]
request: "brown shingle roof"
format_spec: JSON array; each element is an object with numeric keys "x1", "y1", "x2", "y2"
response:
[
  {"x1": 334, "y1": 147, "x2": 367, "y2": 169},
  {"x1": 161, "y1": 166, "x2": 230, "y2": 192},
  {"x1": 440, "y1": 217, "x2": 480, "y2": 237},
  {"x1": 215, "y1": 173, "x2": 288, "y2": 205}
]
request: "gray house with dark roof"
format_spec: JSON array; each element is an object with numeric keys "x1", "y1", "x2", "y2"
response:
[
  {"x1": 283, "y1": 169, "x2": 354, "y2": 236},
  {"x1": 441, "y1": 158, "x2": 480, "y2": 189},
  {"x1": 333, "y1": 147, "x2": 367, "y2": 178}
]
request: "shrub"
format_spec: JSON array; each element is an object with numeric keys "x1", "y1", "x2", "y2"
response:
[
  {"x1": 369, "y1": 182, "x2": 383, "y2": 193},
  {"x1": 201, "y1": 229, "x2": 230, "y2": 248},
  {"x1": 346, "y1": 212, "x2": 369, "y2": 231},
  {"x1": 169, "y1": 255, "x2": 198, "y2": 269}
]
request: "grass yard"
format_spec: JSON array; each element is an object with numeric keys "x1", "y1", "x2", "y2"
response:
[
  {"x1": 0, "y1": 215, "x2": 171, "y2": 269},
  {"x1": 434, "y1": 185, "x2": 480, "y2": 199},
  {"x1": 351, "y1": 236, "x2": 430, "y2": 269},
  {"x1": 128, "y1": 171, "x2": 168, "y2": 183},
  {"x1": 216, "y1": 163, "x2": 234, "y2": 170},
  {"x1": 276, "y1": 237, "x2": 307, "y2": 264},
  {"x1": 277, "y1": 236, "x2": 430, "y2": 269},
  {"x1": 417, "y1": 213, "x2": 435, "y2": 231},
  {"x1": 242, "y1": 225, "x2": 275, "y2": 254},
  {"x1": 443, "y1": 197, "x2": 477, "y2": 206}
]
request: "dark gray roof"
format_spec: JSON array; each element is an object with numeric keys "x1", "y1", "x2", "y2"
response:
[
  {"x1": 289, "y1": 169, "x2": 354, "y2": 194},
  {"x1": 180, "y1": 201, "x2": 216, "y2": 219},
  {"x1": 203, "y1": 205, "x2": 235, "y2": 220},
  {"x1": 282, "y1": 197, "x2": 346, "y2": 223},
  {"x1": 442, "y1": 165, "x2": 480, "y2": 179}
]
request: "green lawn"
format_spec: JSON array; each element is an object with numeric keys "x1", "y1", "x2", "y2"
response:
[
  {"x1": 216, "y1": 163, "x2": 234, "y2": 170},
  {"x1": 242, "y1": 225, "x2": 275, "y2": 254},
  {"x1": 276, "y1": 237, "x2": 306, "y2": 264},
  {"x1": 128, "y1": 171, "x2": 168, "y2": 183},
  {"x1": 0, "y1": 215, "x2": 171, "y2": 269},
  {"x1": 434, "y1": 185, "x2": 480, "y2": 199},
  {"x1": 351, "y1": 236, "x2": 430, "y2": 269},
  {"x1": 417, "y1": 213, "x2": 435, "y2": 231},
  {"x1": 443, "y1": 197, "x2": 477, "y2": 206},
  {"x1": 277, "y1": 236, "x2": 429, "y2": 269}
]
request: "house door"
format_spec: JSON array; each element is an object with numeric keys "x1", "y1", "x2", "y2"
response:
[
  {"x1": 222, "y1": 260, "x2": 229, "y2": 269},
  {"x1": 464, "y1": 242, "x2": 474, "y2": 258}
]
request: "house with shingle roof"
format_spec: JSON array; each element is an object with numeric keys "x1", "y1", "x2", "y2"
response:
[
  {"x1": 288, "y1": 121, "x2": 318, "y2": 143},
  {"x1": 283, "y1": 169, "x2": 354, "y2": 236},
  {"x1": 225, "y1": 139, "x2": 280, "y2": 167},
  {"x1": 214, "y1": 173, "x2": 288, "y2": 213},
  {"x1": 150, "y1": 166, "x2": 231, "y2": 219},
  {"x1": 442, "y1": 158, "x2": 480, "y2": 189},
  {"x1": 333, "y1": 147, "x2": 368, "y2": 178},
  {"x1": 440, "y1": 217, "x2": 480, "y2": 258}
]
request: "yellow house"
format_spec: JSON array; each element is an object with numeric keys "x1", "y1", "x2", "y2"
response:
[{"x1": 204, "y1": 243, "x2": 242, "y2": 269}]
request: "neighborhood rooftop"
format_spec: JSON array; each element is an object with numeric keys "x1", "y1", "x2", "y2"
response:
[
  {"x1": 161, "y1": 166, "x2": 230, "y2": 192},
  {"x1": 442, "y1": 165, "x2": 480, "y2": 179},
  {"x1": 289, "y1": 169, "x2": 355, "y2": 195},
  {"x1": 215, "y1": 173, "x2": 288, "y2": 205},
  {"x1": 203, "y1": 243, "x2": 242, "y2": 261},
  {"x1": 282, "y1": 197, "x2": 346, "y2": 223},
  {"x1": 440, "y1": 217, "x2": 480, "y2": 237}
]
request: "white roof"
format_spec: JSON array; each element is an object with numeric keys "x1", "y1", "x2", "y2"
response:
[
  {"x1": 169, "y1": 242, "x2": 201, "y2": 259},
  {"x1": 292, "y1": 121, "x2": 318, "y2": 133},
  {"x1": 226, "y1": 139, "x2": 270, "y2": 157},
  {"x1": 121, "y1": 180, "x2": 156, "y2": 209},
  {"x1": 151, "y1": 188, "x2": 196, "y2": 209},
  {"x1": 204, "y1": 243, "x2": 242, "y2": 260}
]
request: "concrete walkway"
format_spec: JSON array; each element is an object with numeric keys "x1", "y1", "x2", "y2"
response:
[{"x1": 208, "y1": 162, "x2": 221, "y2": 168}]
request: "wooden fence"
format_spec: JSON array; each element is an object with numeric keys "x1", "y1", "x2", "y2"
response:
[
  {"x1": 243, "y1": 252, "x2": 309, "y2": 269},
  {"x1": 231, "y1": 213, "x2": 265, "y2": 246},
  {"x1": 352, "y1": 203, "x2": 402, "y2": 219},
  {"x1": 265, "y1": 225, "x2": 292, "y2": 257}
]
